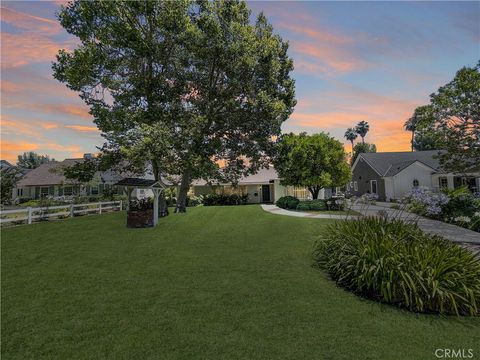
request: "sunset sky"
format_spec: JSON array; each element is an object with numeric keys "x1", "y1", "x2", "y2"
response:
[{"x1": 1, "y1": 1, "x2": 479, "y2": 163}]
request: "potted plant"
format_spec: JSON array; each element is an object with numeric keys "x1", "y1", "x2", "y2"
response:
[{"x1": 127, "y1": 198, "x2": 154, "y2": 228}]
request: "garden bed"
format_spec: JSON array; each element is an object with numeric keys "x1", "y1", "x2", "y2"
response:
[{"x1": 404, "y1": 187, "x2": 480, "y2": 233}]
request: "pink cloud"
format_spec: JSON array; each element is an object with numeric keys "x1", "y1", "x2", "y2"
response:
[
  {"x1": 292, "y1": 42, "x2": 368, "y2": 74},
  {"x1": 1, "y1": 7, "x2": 75, "y2": 69},
  {"x1": 1, "y1": 6, "x2": 62, "y2": 35},
  {"x1": 280, "y1": 23, "x2": 352, "y2": 45},
  {"x1": 65, "y1": 125, "x2": 99, "y2": 133},
  {"x1": 1, "y1": 32, "x2": 72, "y2": 69},
  {"x1": 5, "y1": 101, "x2": 91, "y2": 119}
]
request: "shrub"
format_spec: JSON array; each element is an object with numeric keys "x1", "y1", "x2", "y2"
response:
[
  {"x1": 186, "y1": 195, "x2": 203, "y2": 207},
  {"x1": 314, "y1": 217, "x2": 480, "y2": 315},
  {"x1": 276, "y1": 196, "x2": 299, "y2": 209},
  {"x1": 129, "y1": 198, "x2": 153, "y2": 211},
  {"x1": 202, "y1": 193, "x2": 248, "y2": 206},
  {"x1": 326, "y1": 198, "x2": 345, "y2": 211},
  {"x1": 310, "y1": 199, "x2": 327, "y2": 211},
  {"x1": 296, "y1": 202, "x2": 310, "y2": 211},
  {"x1": 442, "y1": 187, "x2": 478, "y2": 219}
]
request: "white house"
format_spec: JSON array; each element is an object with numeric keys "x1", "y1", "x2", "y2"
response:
[{"x1": 350, "y1": 150, "x2": 480, "y2": 201}]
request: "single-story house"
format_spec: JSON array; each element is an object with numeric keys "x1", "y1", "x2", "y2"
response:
[
  {"x1": 190, "y1": 166, "x2": 336, "y2": 203},
  {"x1": 350, "y1": 150, "x2": 480, "y2": 201},
  {"x1": 13, "y1": 156, "x2": 125, "y2": 201}
]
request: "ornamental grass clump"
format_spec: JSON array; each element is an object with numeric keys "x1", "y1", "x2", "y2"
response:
[{"x1": 314, "y1": 217, "x2": 480, "y2": 316}]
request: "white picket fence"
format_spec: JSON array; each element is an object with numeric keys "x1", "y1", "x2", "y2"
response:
[{"x1": 0, "y1": 201, "x2": 123, "y2": 226}]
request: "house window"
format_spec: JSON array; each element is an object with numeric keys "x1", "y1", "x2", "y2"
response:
[
  {"x1": 91, "y1": 186, "x2": 99, "y2": 195},
  {"x1": 353, "y1": 181, "x2": 358, "y2": 191},
  {"x1": 346, "y1": 183, "x2": 350, "y2": 191},
  {"x1": 17, "y1": 188, "x2": 23, "y2": 196},
  {"x1": 370, "y1": 180, "x2": 377, "y2": 194},
  {"x1": 64, "y1": 186, "x2": 73, "y2": 196},
  {"x1": 413, "y1": 179, "x2": 419, "y2": 187},
  {"x1": 439, "y1": 177, "x2": 448, "y2": 188},
  {"x1": 293, "y1": 186, "x2": 309, "y2": 199},
  {"x1": 40, "y1": 187, "x2": 49, "y2": 197}
]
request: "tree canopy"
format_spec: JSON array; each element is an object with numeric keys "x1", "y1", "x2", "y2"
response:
[
  {"x1": 352, "y1": 142, "x2": 376, "y2": 164},
  {"x1": 355, "y1": 121, "x2": 370, "y2": 144},
  {"x1": 406, "y1": 62, "x2": 479, "y2": 172},
  {"x1": 53, "y1": 0, "x2": 296, "y2": 212},
  {"x1": 16, "y1": 152, "x2": 53, "y2": 169},
  {"x1": 273, "y1": 132, "x2": 351, "y2": 199}
]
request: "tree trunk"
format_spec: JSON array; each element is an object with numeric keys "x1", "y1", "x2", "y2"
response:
[
  {"x1": 350, "y1": 140, "x2": 354, "y2": 155},
  {"x1": 361, "y1": 136, "x2": 365, "y2": 145},
  {"x1": 175, "y1": 170, "x2": 191, "y2": 213},
  {"x1": 152, "y1": 160, "x2": 168, "y2": 217},
  {"x1": 308, "y1": 186, "x2": 320, "y2": 199},
  {"x1": 159, "y1": 192, "x2": 169, "y2": 217},
  {"x1": 411, "y1": 131, "x2": 414, "y2": 152}
]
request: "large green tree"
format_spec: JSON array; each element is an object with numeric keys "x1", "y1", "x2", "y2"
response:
[
  {"x1": 1, "y1": 167, "x2": 22, "y2": 205},
  {"x1": 407, "y1": 63, "x2": 479, "y2": 172},
  {"x1": 430, "y1": 63, "x2": 480, "y2": 172},
  {"x1": 53, "y1": 0, "x2": 295, "y2": 213},
  {"x1": 17, "y1": 152, "x2": 53, "y2": 169},
  {"x1": 273, "y1": 132, "x2": 351, "y2": 199}
]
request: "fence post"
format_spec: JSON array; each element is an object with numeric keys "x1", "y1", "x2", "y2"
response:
[
  {"x1": 99, "y1": 202, "x2": 102, "y2": 214},
  {"x1": 27, "y1": 207, "x2": 32, "y2": 224},
  {"x1": 70, "y1": 204, "x2": 74, "y2": 217},
  {"x1": 119, "y1": 200, "x2": 123, "y2": 211}
]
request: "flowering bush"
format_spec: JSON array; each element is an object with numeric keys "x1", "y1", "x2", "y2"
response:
[
  {"x1": 358, "y1": 193, "x2": 378, "y2": 204},
  {"x1": 404, "y1": 187, "x2": 449, "y2": 218},
  {"x1": 404, "y1": 186, "x2": 480, "y2": 232},
  {"x1": 129, "y1": 198, "x2": 153, "y2": 211}
]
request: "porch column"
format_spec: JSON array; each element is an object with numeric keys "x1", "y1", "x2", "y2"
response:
[
  {"x1": 476, "y1": 177, "x2": 480, "y2": 193},
  {"x1": 152, "y1": 188, "x2": 162, "y2": 226},
  {"x1": 318, "y1": 188, "x2": 325, "y2": 199},
  {"x1": 446, "y1": 174, "x2": 454, "y2": 190}
]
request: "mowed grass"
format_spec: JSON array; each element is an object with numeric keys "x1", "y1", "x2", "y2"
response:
[{"x1": 2, "y1": 206, "x2": 479, "y2": 359}]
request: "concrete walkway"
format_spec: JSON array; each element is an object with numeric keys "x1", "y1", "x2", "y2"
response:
[
  {"x1": 261, "y1": 204, "x2": 357, "y2": 220},
  {"x1": 261, "y1": 203, "x2": 480, "y2": 247},
  {"x1": 349, "y1": 202, "x2": 480, "y2": 246}
]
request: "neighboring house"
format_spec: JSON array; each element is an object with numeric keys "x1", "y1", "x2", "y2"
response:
[
  {"x1": 13, "y1": 156, "x2": 124, "y2": 201},
  {"x1": 190, "y1": 166, "x2": 335, "y2": 203},
  {"x1": 1, "y1": 160, "x2": 14, "y2": 170},
  {"x1": 350, "y1": 150, "x2": 480, "y2": 201}
]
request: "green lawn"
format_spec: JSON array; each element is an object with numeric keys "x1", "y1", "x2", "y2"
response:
[{"x1": 2, "y1": 206, "x2": 479, "y2": 359}]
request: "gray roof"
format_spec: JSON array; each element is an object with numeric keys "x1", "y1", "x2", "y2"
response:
[
  {"x1": 192, "y1": 166, "x2": 279, "y2": 186},
  {"x1": 0, "y1": 160, "x2": 13, "y2": 169},
  {"x1": 16, "y1": 158, "x2": 126, "y2": 187},
  {"x1": 16, "y1": 159, "x2": 82, "y2": 186},
  {"x1": 358, "y1": 150, "x2": 444, "y2": 177}
]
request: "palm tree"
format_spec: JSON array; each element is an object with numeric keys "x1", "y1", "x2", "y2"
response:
[
  {"x1": 344, "y1": 128, "x2": 357, "y2": 154},
  {"x1": 355, "y1": 121, "x2": 370, "y2": 144},
  {"x1": 404, "y1": 117, "x2": 417, "y2": 152}
]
